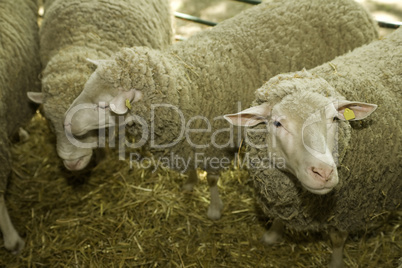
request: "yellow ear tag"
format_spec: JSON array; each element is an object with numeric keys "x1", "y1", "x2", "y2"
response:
[
  {"x1": 125, "y1": 99, "x2": 132, "y2": 110},
  {"x1": 343, "y1": 108, "x2": 355, "y2": 120}
]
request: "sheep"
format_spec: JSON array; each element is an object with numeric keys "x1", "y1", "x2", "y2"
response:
[
  {"x1": 27, "y1": 0, "x2": 173, "y2": 171},
  {"x1": 224, "y1": 28, "x2": 402, "y2": 267},
  {"x1": 63, "y1": 0, "x2": 379, "y2": 220},
  {"x1": 0, "y1": 0, "x2": 41, "y2": 253}
]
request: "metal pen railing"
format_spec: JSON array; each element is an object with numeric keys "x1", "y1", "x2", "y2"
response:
[{"x1": 174, "y1": 0, "x2": 401, "y2": 29}]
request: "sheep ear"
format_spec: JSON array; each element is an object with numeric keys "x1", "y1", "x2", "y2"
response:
[
  {"x1": 110, "y1": 89, "x2": 143, "y2": 115},
  {"x1": 334, "y1": 100, "x2": 377, "y2": 121},
  {"x1": 27, "y1": 92, "x2": 44, "y2": 104},
  {"x1": 224, "y1": 103, "x2": 271, "y2": 127}
]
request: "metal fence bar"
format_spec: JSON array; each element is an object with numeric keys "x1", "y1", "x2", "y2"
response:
[
  {"x1": 378, "y1": 20, "x2": 401, "y2": 29},
  {"x1": 174, "y1": 10, "x2": 401, "y2": 29},
  {"x1": 174, "y1": 12, "x2": 217, "y2": 26},
  {"x1": 231, "y1": 0, "x2": 261, "y2": 4}
]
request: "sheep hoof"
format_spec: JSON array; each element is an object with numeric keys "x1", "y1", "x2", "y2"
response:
[
  {"x1": 18, "y1": 127, "x2": 30, "y2": 142},
  {"x1": 261, "y1": 230, "x2": 282, "y2": 245},
  {"x1": 207, "y1": 199, "x2": 223, "y2": 220},
  {"x1": 262, "y1": 220, "x2": 284, "y2": 245},
  {"x1": 4, "y1": 232, "x2": 25, "y2": 254}
]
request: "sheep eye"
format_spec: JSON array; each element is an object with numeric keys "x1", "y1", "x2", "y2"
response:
[
  {"x1": 333, "y1": 116, "x2": 339, "y2": 122},
  {"x1": 273, "y1": 121, "x2": 282, "y2": 127}
]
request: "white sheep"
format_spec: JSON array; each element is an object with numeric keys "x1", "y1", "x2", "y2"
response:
[
  {"x1": 0, "y1": 0, "x2": 41, "y2": 253},
  {"x1": 63, "y1": 0, "x2": 378, "y2": 220},
  {"x1": 224, "y1": 28, "x2": 402, "y2": 267},
  {"x1": 28, "y1": 0, "x2": 173, "y2": 171}
]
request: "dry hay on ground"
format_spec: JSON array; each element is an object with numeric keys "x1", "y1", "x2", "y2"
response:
[{"x1": 0, "y1": 113, "x2": 401, "y2": 267}]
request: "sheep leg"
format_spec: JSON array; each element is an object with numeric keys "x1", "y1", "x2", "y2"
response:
[
  {"x1": 329, "y1": 228, "x2": 348, "y2": 268},
  {"x1": 0, "y1": 194, "x2": 24, "y2": 254},
  {"x1": 262, "y1": 219, "x2": 284, "y2": 245},
  {"x1": 182, "y1": 169, "x2": 198, "y2": 192},
  {"x1": 206, "y1": 172, "x2": 223, "y2": 220}
]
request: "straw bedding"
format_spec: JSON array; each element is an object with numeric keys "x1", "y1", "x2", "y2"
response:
[{"x1": 0, "y1": 113, "x2": 400, "y2": 267}]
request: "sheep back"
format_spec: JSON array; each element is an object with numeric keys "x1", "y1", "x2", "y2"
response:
[
  {"x1": 41, "y1": 0, "x2": 173, "y2": 119},
  {"x1": 40, "y1": 0, "x2": 172, "y2": 65}
]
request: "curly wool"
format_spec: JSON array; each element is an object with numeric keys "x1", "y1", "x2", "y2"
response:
[
  {"x1": 0, "y1": 0, "x2": 41, "y2": 191},
  {"x1": 248, "y1": 29, "x2": 402, "y2": 233},
  {"x1": 41, "y1": 0, "x2": 173, "y2": 124},
  {"x1": 97, "y1": 0, "x2": 378, "y2": 172}
]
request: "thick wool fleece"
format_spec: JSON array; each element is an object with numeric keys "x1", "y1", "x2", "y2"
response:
[
  {"x1": 40, "y1": 0, "x2": 173, "y2": 137},
  {"x1": 96, "y1": 0, "x2": 378, "y2": 172},
  {"x1": 0, "y1": 0, "x2": 41, "y2": 191},
  {"x1": 248, "y1": 28, "x2": 402, "y2": 233}
]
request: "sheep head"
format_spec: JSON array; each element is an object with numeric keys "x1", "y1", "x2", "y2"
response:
[
  {"x1": 63, "y1": 47, "x2": 154, "y2": 137},
  {"x1": 27, "y1": 92, "x2": 97, "y2": 171},
  {"x1": 56, "y1": 129, "x2": 97, "y2": 171},
  {"x1": 224, "y1": 74, "x2": 377, "y2": 195},
  {"x1": 63, "y1": 71, "x2": 142, "y2": 137}
]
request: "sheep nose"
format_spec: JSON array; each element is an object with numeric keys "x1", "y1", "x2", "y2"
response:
[
  {"x1": 63, "y1": 159, "x2": 81, "y2": 171},
  {"x1": 310, "y1": 167, "x2": 333, "y2": 182}
]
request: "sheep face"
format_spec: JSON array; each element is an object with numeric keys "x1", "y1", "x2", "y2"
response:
[
  {"x1": 49, "y1": 111, "x2": 98, "y2": 171},
  {"x1": 56, "y1": 129, "x2": 97, "y2": 171},
  {"x1": 224, "y1": 91, "x2": 377, "y2": 195},
  {"x1": 27, "y1": 92, "x2": 97, "y2": 171}
]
